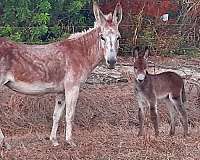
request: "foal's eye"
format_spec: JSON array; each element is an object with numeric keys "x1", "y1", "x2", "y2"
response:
[{"x1": 101, "y1": 36, "x2": 105, "y2": 41}]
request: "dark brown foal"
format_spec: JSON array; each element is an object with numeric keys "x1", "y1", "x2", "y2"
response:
[{"x1": 133, "y1": 47, "x2": 189, "y2": 137}]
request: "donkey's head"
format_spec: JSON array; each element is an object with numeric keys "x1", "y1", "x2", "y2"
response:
[
  {"x1": 133, "y1": 46, "x2": 149, "y2": 83},
  {"x1": 93, "y1": 2, "x2": 122, "y2": 69}
]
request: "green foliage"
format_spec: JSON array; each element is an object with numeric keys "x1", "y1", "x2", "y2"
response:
[
  {"x1": 0, "y1": 0, "x2": 92, "y2": 43},
  {"x1": 138, "y1": 26, "x2": 156, "y2": 47},
  {"x1": 165, "y1": 48, "x2": 200, "y2": 58},
  {"x1": 61, "y1": 0, "x2": 92, "y2": 27}
]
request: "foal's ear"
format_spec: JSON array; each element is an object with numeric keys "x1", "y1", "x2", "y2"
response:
[
  {"x1": 144, "y1": 46, "x2": 149, "y2": 59},
  {"x1": 133, "y1": 46, "x2": 139, "y2": 59},
  {"x1": 93, "y1": 1, "x2": 106, "y2": 25},
  {"x1": 113, "y1": 2, "x2": 123, "y2": 25}
]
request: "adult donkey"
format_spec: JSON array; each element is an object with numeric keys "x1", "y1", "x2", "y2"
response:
[{"x1": 0, "y1": 2, "x2": 122, "y2": 147}]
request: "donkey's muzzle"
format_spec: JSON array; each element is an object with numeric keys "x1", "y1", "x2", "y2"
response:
[
  {"x1": 137, "y1": 79, "x2": 144, "y2": 83},
  {"x1": 107, "y1": 58, "x2": 116, "y2": 69},
  {"x1": 136, "y1": 74, "x2": 145, "y2": 83}
]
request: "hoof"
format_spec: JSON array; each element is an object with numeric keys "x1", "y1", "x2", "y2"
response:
[
  {"x1": 169, "y1": 131, "x2": 175, "y2": 136},
  {"x1": 137, "y1": 131, "x2": 144, "y2": 137},
  {"x1": 65, "y1": 140, "x2": 77, "y2": 147},
  {"x1": 155, "y1": 132, "x2": 159, "y2": 137},
  {"x1": 184, "y1": 132, "x2": 190, "y2": 137},
  {"x1": 5, "y1": 142, "x2": 11, "y2": 150},
  {"x1": 1, "y1": 141, "x2": 11, "y2": 150},
  {"x1": 52, "y1": 141, "x2": 59, "y2": 147},
  {"x1": 50, "y1": 137, "x2": 59, "y2": 147}
]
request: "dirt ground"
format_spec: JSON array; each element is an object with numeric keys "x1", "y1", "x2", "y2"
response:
[{"x1": 0, "y1": 56, "x2": 200, "y2": 160}]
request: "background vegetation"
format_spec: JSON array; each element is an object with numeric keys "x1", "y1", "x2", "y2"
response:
[
  {"x1": 0, "y1": 0, "x2": 199, "y2": 57},
  {"x1": 0, "y1": 0, "x2": 93, "y2": 43}
]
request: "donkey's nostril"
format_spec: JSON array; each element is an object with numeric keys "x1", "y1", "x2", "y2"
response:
[
  {"x1": 138, "y1": 79, "x2": 143, "y2": 83},
  {"x1": 107, "y1": 59, "x2": 116, "y2": 66}
]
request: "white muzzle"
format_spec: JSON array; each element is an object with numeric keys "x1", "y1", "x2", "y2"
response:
[{"x1": 137, "y1": 74, "x2": 145, "y2": 82}]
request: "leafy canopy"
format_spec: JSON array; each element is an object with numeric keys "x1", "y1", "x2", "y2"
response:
[{"x1": 0, "y1": 0, "x2": 92, "y2": 43}]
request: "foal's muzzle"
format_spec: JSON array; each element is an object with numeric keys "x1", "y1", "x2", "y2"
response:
[
  {"x1": 137, "y1": 79, "x2": 144, "y2": 83},
  {"x1": 136, "y1": 74, "x2": 145, "y2": 83}
]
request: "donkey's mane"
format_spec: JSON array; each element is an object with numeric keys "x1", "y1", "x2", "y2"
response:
[
  {"x1": 68, "y1": 13, "x2": 113, "y2": 40},
  {"x1": 68, "y1": 26, "x2": 97, "y2": 40}
]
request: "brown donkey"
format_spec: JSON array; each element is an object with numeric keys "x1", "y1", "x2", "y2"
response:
[
  {"x1": 0, "y1": 2, "x2": 122, "y2": 147},
  {"x1": 133, "y1": 47, "x2": 189, "y2": 137}
]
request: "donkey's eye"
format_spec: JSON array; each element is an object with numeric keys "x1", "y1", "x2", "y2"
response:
[
  {"x1": 117, "y1": 37, "x2": 120, "y2": 40},
  {"x1": 101, "y1": 36, "x2": 105, "y2": 41}
]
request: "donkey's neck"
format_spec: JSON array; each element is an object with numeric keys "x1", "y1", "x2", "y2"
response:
[
  {"x1": 84, "y1": 27, "x2": 104, "y2": 70},
  {"x1": 68, "y1": 26, "x2": 104, "y2": 72}
]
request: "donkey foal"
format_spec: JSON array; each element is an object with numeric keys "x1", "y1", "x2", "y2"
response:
[{"x1": 133, "y1": 47, "x2": 189, "y2": 137}]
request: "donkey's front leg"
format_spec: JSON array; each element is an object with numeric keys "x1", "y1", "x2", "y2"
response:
[
  {"x1": 137, "y1": 100, "x2": 145, "y2": 137},
  {"x1": 65, "y1": 85, "x2": 79, "y2": 146},
  {"x1": 149, "y1": 99, "x2": 159, "y2": 136},
  {"x1": 135, "y1": 90, "x2": 146, "y2": 136},
  {"x1": 50, "y1": 94, "x2": 65, "y2": 146}
]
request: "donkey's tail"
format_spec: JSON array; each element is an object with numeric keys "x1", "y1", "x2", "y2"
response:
[{"x1": 181, "y1": 85, "x2": 186, "y2": 103}]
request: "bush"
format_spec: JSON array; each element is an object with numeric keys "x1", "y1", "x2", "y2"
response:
[{"x1": 0, "y1": 0, "x2": 92, "y2": 44}]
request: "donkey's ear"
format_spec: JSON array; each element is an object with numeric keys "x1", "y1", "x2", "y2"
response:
[
  {"x1": 144, "y1": 46, "x2": 149, "y2": 59},
  {"x1": 99, "y1": 10, "x2": 107, "y2": 25},
  {"x1": 113, "y1": 2, "x2": 123, "y2": 25},
  {"x1": 134, "y1": 46, "x2": 139, "y2": 58},
  {"x1": 93, "y1": 1, "x2": 106, "y2": 25},
  {"x1": 93, "y1": 1, "x2": 99, "y2": 20}
]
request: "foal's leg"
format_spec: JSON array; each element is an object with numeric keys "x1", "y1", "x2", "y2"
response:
[
  {"x1": 50, "y1": 94, "x2": 65, "y2": 146},
  {"x1": 137, "y1": 96, "x2": 145, "y2": 136},
  {"x1": 148, "y1": 97, "x2": 159, "y2": 136},
  {"x1": 165, "y1": 98, "x2": 177, "y2": 136},
  {"x1": 65, "y1": 85, "x2": 79, "y2": 146},
  {"x1": 170, "y1": 96, "x2": 189, "y2": 136}
]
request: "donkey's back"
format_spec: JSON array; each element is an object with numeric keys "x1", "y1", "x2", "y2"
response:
[{"x1": 149, "y1": 71, "x2": 185, "y2": 102}]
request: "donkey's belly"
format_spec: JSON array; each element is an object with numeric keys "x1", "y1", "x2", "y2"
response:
[{"x1": 5, "y1": 81, "x2": 64, "y2": 95}]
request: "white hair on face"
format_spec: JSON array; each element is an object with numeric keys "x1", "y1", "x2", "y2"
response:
[{"x1": 137, "y1": 74, "x2": 145, "y2": 81}]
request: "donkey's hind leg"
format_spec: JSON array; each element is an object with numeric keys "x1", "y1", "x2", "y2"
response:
[
  {"x1": 165, "y1": 98, "x2": 177, "y2": 136},
  {"x1": 170, "y1": 95, "x2": 189, "y2": 136},
  {"x1": 50, "y1": 94, "x2": 65, "y2": 146}
]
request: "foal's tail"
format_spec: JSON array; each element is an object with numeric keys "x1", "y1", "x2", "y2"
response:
[{"x1": 181, "y1": 85, "x2": 186, "y2": 103}]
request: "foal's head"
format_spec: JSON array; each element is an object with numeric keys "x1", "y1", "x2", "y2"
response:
[
  {"x1": 93, "y1": 2, "x2": 122, "y2": 69},
  {"x1": 133, "y1": 47, "x2": 149, "y2": 83}
]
